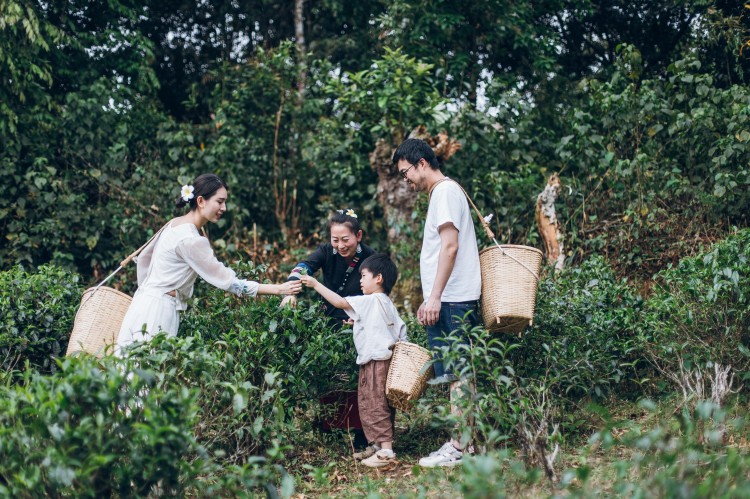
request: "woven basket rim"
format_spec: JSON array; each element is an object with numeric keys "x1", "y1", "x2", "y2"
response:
[
  {"x1": 393, "y1": 340, "x2": 430, "y2": 350},
  {"x1": 82, "y1": 286, "x2": 132, "y2": 300},
  {"x1": 479, "y1": 244, "x2": 543, "y2": 257}
]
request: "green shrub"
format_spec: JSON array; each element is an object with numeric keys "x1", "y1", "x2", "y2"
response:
[
  {"x1": 523, "y1": 257, "x2": 645, "y2": 398},
  {"x1": 568, "y1": 400, "x2": 750, "y2": 497},
  {"x1": 640, "y1": 228, "x2": 750, "y2": 386},
  {"x1": 0, "y1": 265, "x2": 82, "y2": 374},
  {"x1": 182, "y1": 262, "x2": 360, "y2": 399},
  {"x1": 0, "y1": 355, "x2": 291, "y2": 497},
  {"x1": 125, "y1": 332, "x2": 295, "y2": 464}
]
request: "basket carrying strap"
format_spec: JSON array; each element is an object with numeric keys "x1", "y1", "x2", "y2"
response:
[
  {"x1": 375, "y1": 295, "x2": 400, "y2": 343},
  {"x1": 76, "y1": 223, "x2": 170, "y2": 319},
  {"x1": 432, "y1": 178, "x2": 540, "y2": 282}
]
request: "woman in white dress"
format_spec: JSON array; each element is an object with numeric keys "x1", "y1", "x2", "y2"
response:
[{"x1": 115, "y1": 173, "x2": 301, "y2": 354}]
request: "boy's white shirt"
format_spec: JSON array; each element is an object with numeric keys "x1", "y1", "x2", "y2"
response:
[{"x1": 345, "y1": 293, "x2": 408, "y2": 365}]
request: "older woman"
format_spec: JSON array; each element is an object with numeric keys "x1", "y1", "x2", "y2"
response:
[{"x1": 280, "y1": 209, "x2": 375, "y2": 325}]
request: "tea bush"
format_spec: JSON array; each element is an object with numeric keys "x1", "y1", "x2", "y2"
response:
[
  {"x1": 522, "y1": 257, "x2": 645, "y2": 399},
  {"x1": 181, "y1": 262, "x2": 361, "y2": 400},
  {"x1": 640, "y1": 228, "x2": 750, "y2": 387},
  {"x1": 0, "y1": 355, "x2": 290, "y2": 497},
  {"x1": 568, "y1": 400, "x2": 750, "y2": 497},
  {"x1": 0, "y1": 264, "x2": 82, "y2": 374}
]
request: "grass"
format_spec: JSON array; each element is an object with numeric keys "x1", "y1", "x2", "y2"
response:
[{"x1": 284, "y1": 395, "x2": 750, "y2": 498}]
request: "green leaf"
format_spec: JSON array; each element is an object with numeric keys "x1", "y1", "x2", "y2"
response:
[{"x1": 232, "y1": 392, "x2": 247, "y2": 414}]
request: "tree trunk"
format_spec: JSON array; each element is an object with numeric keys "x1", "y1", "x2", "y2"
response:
[
  {"x1": 535, "y1": 173, "x2": 564, "y2": 270},
  {"x1": 369, "y1": 137, "x2": 417, "y2": 244},
  {"x1": 294, "y1": 0, "x2": 306, "y2": 98}
]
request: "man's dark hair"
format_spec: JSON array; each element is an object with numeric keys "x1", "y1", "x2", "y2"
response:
[
  {"x1": 392, "y1": 138, "x2": 440, "y2": 170},
  {"x1": 360, "y1": 253, "x2": 398, "y2": 295}
]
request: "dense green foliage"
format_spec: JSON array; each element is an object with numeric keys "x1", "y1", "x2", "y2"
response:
[
  {"x1": 2, "y1": 0, "x2": 748, "y2": 280},
  {"x1": 0, "y1": 265, "x2": 82, "y2": 373},
  {"x1": 0, "y1": 355, "x2": 292, "y2": 497},
  {"x1": 2, "y1": 0, "x2": 750, "y2": 495},
  {"x1": 641, "y1": 228, "x2": 750, "y2": 383}
]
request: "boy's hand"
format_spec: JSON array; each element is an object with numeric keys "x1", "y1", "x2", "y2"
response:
[
  {"x1": 280, "y1": 295, "x2": 298, "y2": 308},
  {"x1": 299, "y1": 275, "x2": 318, "y2": 289}
]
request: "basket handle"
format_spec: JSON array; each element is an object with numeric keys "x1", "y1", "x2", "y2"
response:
[
  {"x1": 119, "y1": 223, "x2": 169, "y2": 268},
  {"x1": 80, "y1": 223, "x2": 169, "y2": 311},
  {"x1": 441, "y1": 179, "x2": 540, "y2": 283}
]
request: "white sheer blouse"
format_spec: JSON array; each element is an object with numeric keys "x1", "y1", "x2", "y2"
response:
[{"x1": 134, "y1": 221, "x2": 258, "y2": 310}]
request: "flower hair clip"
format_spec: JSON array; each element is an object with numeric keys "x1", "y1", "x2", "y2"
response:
[
  {"x1": 181, "y1": 184, "x2": 195, "y2": 202},
  {"x1": 337, "y1": 208, "x2": 357, "y2": 218}
]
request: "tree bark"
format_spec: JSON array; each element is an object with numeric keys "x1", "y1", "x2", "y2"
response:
[
  {"x1": 294, "y1": 0, "x2": 306, "y2": 97},
  {"x1": 369, "y1": 125, "x2": 462, "y2": 250},
  {"x1": 535, "y1": 173, "x2": 564, "y2": 270}
]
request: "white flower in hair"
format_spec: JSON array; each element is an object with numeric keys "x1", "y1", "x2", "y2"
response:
[
  {"x1": 345, "y1": 208, "x2": 357, "y2": 218},
  {"x1": 181, "y1": 184, "x2": 195, "y2": 202}
]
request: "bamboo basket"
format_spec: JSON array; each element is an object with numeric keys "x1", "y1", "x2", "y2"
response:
[
  {"x1": 66, "y1": 286, "x2": 132, "y2": 357},
  {"x1": 385, "y1": 342, "x2": 434, "y2": 412},
  {"x1": 439, "y1": 179, "x2": 543, "y2": 335},
  {"x1": 479, "y1": 244, "x2": 543, "y2": 334},
  {"x1": 66, "y1": 223, "x2": 168, "y2": 358}
]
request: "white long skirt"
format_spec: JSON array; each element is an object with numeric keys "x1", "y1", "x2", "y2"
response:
[{"x1": 115, "y1": 289, "x2": 180, "y2": 356}]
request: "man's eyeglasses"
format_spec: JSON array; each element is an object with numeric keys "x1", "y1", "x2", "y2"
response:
[{"x1": 399, "y1": 161, "x2": 418, "y2": 180}]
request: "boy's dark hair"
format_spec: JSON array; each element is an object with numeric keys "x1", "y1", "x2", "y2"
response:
[
  {"x1": 360, "y1": 253, "x2": 398, "y2": 295},
  {"x1": 392, "y1": 138, "x2": 440, "y2": 170}
]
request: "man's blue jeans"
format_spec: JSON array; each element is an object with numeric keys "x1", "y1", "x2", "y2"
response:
[{"x1": 425, "y1": 301, "x2": 480, "y2": 380}]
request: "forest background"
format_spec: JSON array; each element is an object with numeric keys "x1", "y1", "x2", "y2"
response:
[{"x1": 2, "y1": 0, "x2": 750, "y2": 497}]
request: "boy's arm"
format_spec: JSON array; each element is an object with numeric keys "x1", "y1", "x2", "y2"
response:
[{"x1": 299, "y1": 276, "x2": 352, "y2": 311}]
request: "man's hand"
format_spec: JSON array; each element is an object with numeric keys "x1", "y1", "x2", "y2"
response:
[{"x1": 418, "y1": 296, "x2": 441, "y2": 326}]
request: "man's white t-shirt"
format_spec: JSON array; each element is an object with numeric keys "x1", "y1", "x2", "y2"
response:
[
  {"x1": 421, "y1": 179, "x2": 481, "y2": 302},
  {"x1": 345, "y1": 293, "x2": 408, "y2": 365}
]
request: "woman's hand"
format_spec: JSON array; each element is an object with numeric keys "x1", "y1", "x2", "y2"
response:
[
  {"x1": 280, "y1": 295, "x2": 298, "y2": 308},
  {"x1": 299, "y1": 275, "x2": 318, "y2": 289},
  {"x1": 279, "y1": 280, "x2": 302, "y2": 296}
]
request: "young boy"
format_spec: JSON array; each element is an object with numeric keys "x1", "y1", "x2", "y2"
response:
[{"x1": 300, "y1": 253, "x2": 407, "y2": 468}]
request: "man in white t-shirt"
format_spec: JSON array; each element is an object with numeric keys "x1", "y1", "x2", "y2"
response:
[{"x1": 392, "y1": 138, "x2": 482, "y2": 467}]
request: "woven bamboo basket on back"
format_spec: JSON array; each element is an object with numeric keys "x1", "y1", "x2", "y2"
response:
[
  {"x1": 479, "y1": 244, "x2": 543, "y2": 334},
  {"x1": 66, "y1": 286, "x2": 132, "y2": 357},
  {"x1": 66, "y1": 223, "x2": 167, "y2": 358},
  {"x1": 441, "y1": 178, "x2": 543, "y2": 334},
  {"x1": 385, "y1": 342, "x2": 434, "y2": 412}
]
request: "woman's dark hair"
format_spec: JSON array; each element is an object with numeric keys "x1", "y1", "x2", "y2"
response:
[
  {"x1": 175, "y1": 173, "x2": 228, "y2": 210},
  {"x1": 360, "y1": 253, "x2": 398, "y2": 295},
  {"x1": 329, "y1": 209, "x2": 362, "y2": 235}
]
